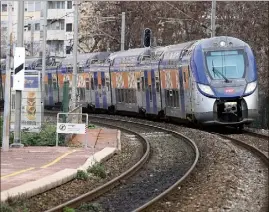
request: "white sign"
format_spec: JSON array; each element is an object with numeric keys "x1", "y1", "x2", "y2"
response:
[
  {"x1": 10, "y1": 70, "x2": 41, "y2": 133},
  {"x1": 57, "y1": 123, "x2": 86, "y2": 134},
  {"x1": 13, "y1": 47, "x2": 25, "y2": 91}
]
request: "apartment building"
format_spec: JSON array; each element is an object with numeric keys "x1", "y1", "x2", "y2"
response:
[{"x1": 0, "y1": 1, "x2": 75, "y2": 58}]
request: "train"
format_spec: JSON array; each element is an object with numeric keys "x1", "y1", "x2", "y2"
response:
[{"x1": 0, "y1": 36, "x2": 259, "y2": 130}]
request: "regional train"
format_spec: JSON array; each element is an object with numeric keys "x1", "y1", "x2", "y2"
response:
[{"x1": 0, "y1": 36, "x2": 259, "y2": 130}]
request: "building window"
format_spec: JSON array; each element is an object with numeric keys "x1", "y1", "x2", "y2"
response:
[
  {"x1": 35, "y1": 2, "x2": 41, "y2": 11},
  {"x1": 35, "y1": 23, "x2": 40, "y2": 31},
  {"x1": 48, "y1": 1, "x2": 65, "y2": 9},
  {"x1": 67, "y1": 1, "x2": 72, "y2": 9},
  {"x1": 66, "y1": 23, "x2": 72, "y2": 32},
  {"x1": 47, "y1": 19, "x2": 65, "y2": 30},
  {"x1": 66, "y1": 46, "x2": 71, "y2": 54},
  {"x1": 2, "y1": 4, "x2": 7, "y2": 12},
  {"x1": 27, "y1": 2, "x2": 35, "y2": 12}
]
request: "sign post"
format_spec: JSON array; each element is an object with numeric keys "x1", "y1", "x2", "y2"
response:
[
  {"x1": 56, "y1": 113, "x2": 88, "y2": 148},
  {"x1": 11, "y1": 47, "x2": 25, "y2": 148}
]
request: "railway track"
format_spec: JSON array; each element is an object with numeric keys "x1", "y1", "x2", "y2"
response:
[
  {"x1": 45, "y1": 115, "x2": 199, "y2": 212},
  {"x1": 210, "y1": 131, "x2": 269, "y2": 165}
]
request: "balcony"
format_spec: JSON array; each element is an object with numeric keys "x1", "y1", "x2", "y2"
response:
[
  {"x1": 47, "y1": 30, "x2": 65, "y2": 40},
  {"x1": 47, "y1": 9, "x2": 66, "y2": 20}
]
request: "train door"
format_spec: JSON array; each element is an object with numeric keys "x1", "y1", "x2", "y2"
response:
[
  {"x1": 141, "y1": 69, "x2": 158, "y2": 115},
  {"x1": 186, "y1": 65, "x2": 195, "y2": 116},
  {"x1": 93, "y1": 71, "x2": 109, "y2": 109},
  {"x1": 136, "y1": 71, "x2": 143, "y2": 110}
]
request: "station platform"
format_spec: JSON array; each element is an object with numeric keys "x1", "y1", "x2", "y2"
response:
[{"x1": 0, "y1": 128, "x2": 121, "y2": 202}]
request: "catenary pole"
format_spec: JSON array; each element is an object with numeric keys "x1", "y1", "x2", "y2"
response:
[
  {"x1": 12, "y1": 0, "x2": 24, "y2": 147},
  {"x1": 211, "y1": 0, "x2": 216, "y2": 37},
  {"x1": 71, "y1": 1, "x2": 78, "y2": 110},
  {"x1": 120, "y1": 12, "x2": 125, "y2": 51},
  {"x1": 2, "y1": 1, "x2": 13, "y2": 151},
  {"x1": 41, "y1": 1, "x2": 47, "y2": 123}
]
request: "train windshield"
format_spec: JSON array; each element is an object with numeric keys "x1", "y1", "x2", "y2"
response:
[{"x1": 205, "y1": 49, "x2": 246, "y2": 80}]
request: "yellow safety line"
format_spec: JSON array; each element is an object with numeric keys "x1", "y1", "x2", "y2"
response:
[
  {"x1": 40, "y1": 149, "x2": 77, "y2": 169},
  {"x1": 1, "y1": 167, "x2": 35, "y2": 180}
]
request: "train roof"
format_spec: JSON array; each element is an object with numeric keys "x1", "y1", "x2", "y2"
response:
[{"x1": 61, "y1": 52, "x2": 111, "y2": 66}]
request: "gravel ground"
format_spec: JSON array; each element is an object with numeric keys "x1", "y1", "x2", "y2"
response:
[
  {"x1": 7, "y1": 131, "x2": 144, "y2": 212},
  {"x1": 89, "y1": 114, "x2": 269, "y2": 212},
  {"x1": 77, "y1": 121, "x2": 195, "y2": 212}
]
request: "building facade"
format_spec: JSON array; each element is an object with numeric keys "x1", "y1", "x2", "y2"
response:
[{"x1": 0, "y1": 1, "x2": 75, "y2": 58}]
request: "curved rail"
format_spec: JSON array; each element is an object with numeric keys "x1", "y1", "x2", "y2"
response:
[
  {"x1": 243, "y1": 129, "x2": 269, "y2": 140},
  {"x1": 45, "y1": 121, "x2": 150, "y2": 212},
  {"x1": 213, "y1": 132, "x2": 269, "y2": 165},
  {"x1": 87, "y1": 115, "x2": 200, "y2": 212}
]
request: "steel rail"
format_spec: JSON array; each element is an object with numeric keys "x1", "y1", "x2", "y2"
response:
[
  {"x1": 212, "y1": 132, "x2": 269, "y2": 165},
  {"x1": 242, "y1": 129, "x2": 269, "y2": 140}
]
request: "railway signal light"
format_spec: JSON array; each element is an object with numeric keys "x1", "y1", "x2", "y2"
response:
[{"x1": 143, "y1": 28, "x2": 151, "y2": 47}]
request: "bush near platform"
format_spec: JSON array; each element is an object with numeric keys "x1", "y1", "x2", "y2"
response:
[
  {"x1": 0, "y1": 122, "x2": 66, "y2": 147},
  {"x1": 20, "y1": 125, "x2": 65, "y2": 146}
]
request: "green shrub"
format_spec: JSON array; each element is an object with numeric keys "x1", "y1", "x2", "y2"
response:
[
  {"x1": 0, "y1": 122, "x2": 65, "y2": 147},
  {"x1": 87, "y1": 163, "x2": 106, "y2": 179},
  {"x1": 77, "y1": 203, "x2": 103, "y2": 212},
  {"x1": 0, "y1": 203, "x2": 14, "y2": 212},
  {"x1": 63, "y1": 207, "x2": 76, "y2": 212},
  {"x1": 20, "y1": 124, "x2": 65, "y2": 146},
  {"x1": 76, "y1": 170, "x2": 88, "y2": 181},
  {"x1": 88, "y1": 124, "x2": 96, "y2": 129}
]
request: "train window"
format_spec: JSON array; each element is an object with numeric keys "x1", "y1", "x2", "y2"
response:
[
  {"x1": 127, "y1": 90, "x2": 131, "y2": 103},
  {"x1": 156, "y1": 82, "x2": 160, "y2": 92},
  {"x1": 141, "y1": 77, "x2": 145, "y2": 91},
  {"x1": 137, "y1": 78, "x2": 141, "y2": 91},
  {"x1": 90, "y1": 78, "x2": 94, "y2": 90},
  {"x1": 145, "y1": 77, "x2": 148, "y2": 90},
  {"x1": 149, "y1": 85, "x2": 152, "y2": 102},
  {"x1": 101, "y1": 77, "x2": 105, "y2": 87},
  {"x1": 45, "y1": 84, "x2": 48, "y2": 95},
  {"x1": 155, "y1": 76, "x2": 160, "y2": 92},
  {"x1": 94, "y1": 78, "x2": 98, "y2": 89},
  {"x1": 121, "y1": 89, "x2": 124, "y2": 103},
  {"x1": 86, "y1": 78, "x2": 90, "y2": 90},
  {"x1": 11, "y1": 94, "x2": 15, "y2": 109},
  {"x1": 53, "y1": 81, "x2": 57, "y2": 90},
  {"x1": 106, "y1": 82, "x2": 110, "y2": 91},
  {"x1": 125, "y1": 89, "x2": 128, "y2": 103},
  {"x1": 80, "y1": 88, "x2": 85, "y2": 101}
]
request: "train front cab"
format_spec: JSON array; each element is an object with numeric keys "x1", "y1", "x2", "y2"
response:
[{"x1": 190, "y1": 37, "x2": 259, "y2": 127}]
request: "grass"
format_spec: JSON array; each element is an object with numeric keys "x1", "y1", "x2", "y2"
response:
[
  {"x1": 87, "y1": 163, "x2": 106, "y2": 179},
  {"x1": 77, "y1": 203, "x2": 103, "y2": 212},
  {"x1": 76, "y1": 170, "x2": 89, "y2": 181}
]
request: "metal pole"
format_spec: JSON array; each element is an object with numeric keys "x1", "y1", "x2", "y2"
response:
[
  {"x1": 120, "y1": 12, "x2": 125, "y2": 51},
  {"x1": 41, "y1": 1, "x2": 47, "y2": 123},
  {"x1": 12, "y1": 0, "x2": 24, "y2": 148},
  {"x1": 211, "y1": 0, "x2": 216, "y2": 37},
  {"x1": 2, "y1": 2, "x2": 13, "y2": 151},
  {"x1": 71, "y1": 1, "x2": 78, "y2": 110},
  {"x1": 31, "y1": 23, "x2": 34, "y2": 56}
]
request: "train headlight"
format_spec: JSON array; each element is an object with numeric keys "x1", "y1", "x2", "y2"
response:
[
  {"x1": 197, "y1": 83, "x2": 215, "y2": 96},
  {"x1": 244, "y1": 81, "x2": 257, "y2": 95}
]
